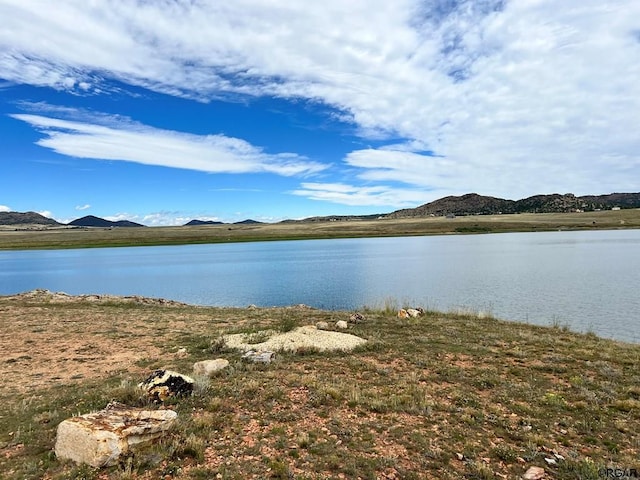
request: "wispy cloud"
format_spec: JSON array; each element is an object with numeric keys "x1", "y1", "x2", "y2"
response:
[
  {"x1": 75, "y1": 204, "x2": 91, "y2": 211},
  {"x1": 291, "y1": 182, "x2": 434, "y2": 208},
  {"x1": 2, "y1": 1, "x2": 639, "y2": 205},
  {"x1": 11, "y1": 107, "x2": 326, "y2": 177},
  {"x1": 140, "y1": 212, "x2": 221, "y2": 227}
]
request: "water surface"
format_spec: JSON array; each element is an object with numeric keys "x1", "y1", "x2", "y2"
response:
[{"x1": 1, "y1": 229, "x2": 638, "y2": 342}]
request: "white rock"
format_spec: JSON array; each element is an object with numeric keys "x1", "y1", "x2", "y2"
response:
[
  {"x1": 193, "y1": 359, "x2": 230, "y2": 377},
  {"x1": 315, "y1": 321, "x2": 330, "y2": 330},
  {"x1": 406, "y1": 308, "x2": 421, "y2": 318},
  {"x1": 54, "y1": 402, "x2": 177, "y2": 467},
  {"x1": 175, "y1": 347, "x2": 188, "y2": 358},
  {"x1": 224, "y1": 326, "x2": 366, "y2": 352},
  {"x1": 335, "y1": 320, "x2": 348, "y2": 329},
  {"x1": 242, "y1": 350, "x2": 276, "y2": 364}
]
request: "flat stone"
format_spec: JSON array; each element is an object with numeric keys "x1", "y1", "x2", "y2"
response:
[
  {"x1": 242, "y1": 350, "x2": 276, "y2": 364},
  {"x1": 522, "y1": 466, "x2": 545, "y2": 480},
  {"x1": 54, "y1": 402, "x2": 177, "y2": 467}
]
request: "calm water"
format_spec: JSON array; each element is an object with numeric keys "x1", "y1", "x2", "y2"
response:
[{"x1": 1, "y1": 229, "x2": 639, "y2": 342}]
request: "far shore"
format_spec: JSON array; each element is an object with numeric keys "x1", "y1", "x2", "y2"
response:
[{"x1": 1, "y1": 209, "x2": 639, "y2": 250}]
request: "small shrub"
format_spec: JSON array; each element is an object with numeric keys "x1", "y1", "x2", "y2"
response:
[
  {"x1": 278, "y1": 316, "x2": 298, "y2": 333},
  {"x1": 171, "y1": 433, "x2": 205, "y2": 462},
  {"x1": 491, "y1": 444, "x2": 518, "y2": 462},
  {"x1": 209, "y1": 335, "x2": 227, "y2": 353}
]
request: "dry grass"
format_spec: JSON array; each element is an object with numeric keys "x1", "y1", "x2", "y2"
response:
[
  {"x1": 0, "y1": 293, "x2": 639, "y2": 479},
  {"x1": 1, "y1": 209, "x2": 639, "y2": 250}
]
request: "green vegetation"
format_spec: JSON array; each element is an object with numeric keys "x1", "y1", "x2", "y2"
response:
[
  {"x1": 1, "y1": 297, "x2": 639, "y2": 478},
  {"x1": 1, "y1": 209, "x2": 639, "y2": 250}
]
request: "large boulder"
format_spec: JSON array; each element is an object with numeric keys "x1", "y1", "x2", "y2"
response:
[
  {"x1": 54, "y1": 402, "x2": 177, "y2": 467},
  {"x1": 138, "y1": 370, "x2": 194, "y2": 402},
  {"x1": 193, "y1": 359, "x2": 230, "y2": 377}
]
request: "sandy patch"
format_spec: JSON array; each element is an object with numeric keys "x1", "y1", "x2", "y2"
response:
[{"x1": 223, "y1": 325, "x2": 367, "y2": 352}]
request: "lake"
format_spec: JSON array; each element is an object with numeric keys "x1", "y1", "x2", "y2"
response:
[{"x1": 1, "y1": 229, "x2": 639, "y2": 342}]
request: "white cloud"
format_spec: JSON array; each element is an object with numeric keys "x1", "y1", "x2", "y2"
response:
[
  {"x1": 37, "y1": 210, "x2": 53, "y2": 218},
  {"x1": 105, "y1": 211, "x2": 269, "y2": 226},
  {"x1": 291, "y1": 182, "x2": 434, "y2": 208},
  {"x1": 141, "y1": 212, "x2": 220, "y2": 227},
  {"x1": 104, "y1": 213, "x2": 139, "y2": 223},
  {"x1": 75, "y1": 204, "x2": 91, "y2": 211},
  {"x1": 11, "y1": 110, "x2": 326, "y2": 177},
  {"x1": 2, "y1": 0, "x2": 639, "y2": 205},
  {"x1": 0, "y1": 205, "x2": 11, "y2": 212}
]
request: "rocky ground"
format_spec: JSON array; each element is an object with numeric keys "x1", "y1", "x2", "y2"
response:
[{"x1": 1, "y1": 290, "x2": 639, "y2": 480}]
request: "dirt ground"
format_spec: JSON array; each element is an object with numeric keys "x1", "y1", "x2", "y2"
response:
[
  {"x1": 0, "y1": 290, "x2": 222, "y2": 396},
  {"x1": 0, "y1": 289, "x2": 346, "y2": 397}
]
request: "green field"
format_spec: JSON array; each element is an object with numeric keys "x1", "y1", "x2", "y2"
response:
[{"x1": 1, "y1": 209, "x2": 639, "y2": 250}]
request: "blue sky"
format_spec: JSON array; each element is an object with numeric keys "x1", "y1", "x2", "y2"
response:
[{"x1": 1, "y1": 1, "x2": 639, "y2": 225}]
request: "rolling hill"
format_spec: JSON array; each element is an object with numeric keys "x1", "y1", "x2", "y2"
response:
[
  {"x1": 67, "y1": 215, "x2": 144, "y2": 228},
  {"x1": 0, "y1": 211, "x2": 61, "y2": 226},
  {"x1": 386, "y1": 192, "x2": 640, "y2": 218}
]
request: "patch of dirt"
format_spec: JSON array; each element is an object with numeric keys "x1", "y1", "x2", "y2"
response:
[{"x1": 0, "y1": 290, "x2": 193, "y2": 396}]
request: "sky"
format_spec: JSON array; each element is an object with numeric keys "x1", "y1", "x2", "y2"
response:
[{"x1": 1, "y1": 0, "x2": 639, "y2": 226}]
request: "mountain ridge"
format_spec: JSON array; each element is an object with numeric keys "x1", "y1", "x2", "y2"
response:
[
  {"x1": 0, "y1": 211, "x2": 62, "y2": 226},
  {"x1": 1, "y1": 192, "x2": 639, "y2": 227},
  {"x1": 385, "y1": 192, "x2": 640, "y2": 218}
]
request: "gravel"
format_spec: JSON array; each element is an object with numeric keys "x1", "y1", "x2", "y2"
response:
[{"x1": 223, "y1": 325, "x2": 367, "y2": 352}]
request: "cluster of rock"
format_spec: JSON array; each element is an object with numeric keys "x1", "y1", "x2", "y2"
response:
[
  {"x1": 397, "y1": 307, "x2": 425, "y2": 318},
  {"x1": 315, "y1": 312, "x2": 365, "y2": 331},
  {"x1": 9, "y1": 289, "x2": 188, "y2": 306},
  {"x1": 55, "y1": 313, "x2": 368, "y2": 469},
  {"x1": 53, "y1": 345, "x2": 285, "y2": 466}
]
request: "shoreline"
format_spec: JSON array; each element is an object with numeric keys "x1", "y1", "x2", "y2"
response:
[{"x1": 1, "y1": 209, "x2": 639, "y2": 250}]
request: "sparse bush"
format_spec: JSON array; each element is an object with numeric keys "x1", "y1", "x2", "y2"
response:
[
  {"x1": 278, "y1": 316, "x2": 297, "y2": 333},
  {"x1": 209, "y1": 335, "x2": 227, "y2": 353}
]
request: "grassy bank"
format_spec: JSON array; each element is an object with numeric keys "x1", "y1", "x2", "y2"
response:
[
  {"x1": 1, "y1": 294, "x2": 639, "y2": 479},
  {"x1": 1, "y1": 209, "x2": 639, "y2": 250}
]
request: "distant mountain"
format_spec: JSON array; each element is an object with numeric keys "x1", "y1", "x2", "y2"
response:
[
  {"x1": 68, "y1": 215, "x2": 144, "y2": 228},
  {"x1": 0, "y1": 211, "x2": 61, "y2": 226},
  {"x1": 233, "y1": 219, "x2": 262, "y2": 224},
  {"x1": 184, "y1": 219, "x2": 224, "y2": 226},
  {"x1": 292, "y1": 213, "x2": 383, "y2": 223},
  {"x1": 386, "y1": 192, "x2": 640, "y2": 218}
]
